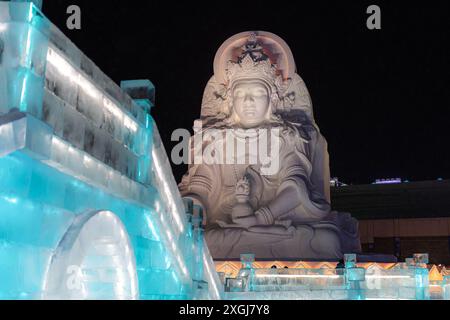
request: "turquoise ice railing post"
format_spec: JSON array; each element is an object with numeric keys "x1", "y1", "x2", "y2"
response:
[
  {"x1": 240, "y1": 253, "x2": 255, "y2": 292},
  {"x1": 11, "y1": 0, "x2": 43, "y2": 10},
  {"x1": 183, "y1": 197, "x2": 194, "y2": 232},
  {"x1": 443, "y1": 275, "x2": 450, "y2": 300},
  {"x1": 0, "y1": 0, "x2": 50, "y2": 118},
  {"x1": 192, "y1": 204, "x2": 209, "y2": 298},
  {"x1": 120, "y1": 79, "x2": 155, "y2": 185},
  {"x1": 405, "y1": 258, "x2": 414, "y2": 267},
  {"x1": 120, "y1": 79, "x2": 155, "y2": 125},
  {"x1": 225, "y1": 277, "x2": 244, "y2": 293},
  {"x1": 413, "y1": 253, "x2": 430, "y2": 300},
  {"x1": 344, "y1": 254, "x2": 365, "y2": 300},
  {"x1": 344, "y1": 253, "x2": 356, "y2": 269},
  {"x1": 182, "y1": 197, "x2": 194, "y2": 295},
  {"x1": 192, "y1": 205, "x2": 204, "y2": 281},
  {"x1": 217, "y1": 272, "x2": 226, "y2": 286}
]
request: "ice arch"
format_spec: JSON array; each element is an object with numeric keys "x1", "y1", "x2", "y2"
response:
[{"x1": 42, "y1": 211, "x2": 139, "y2": 300}]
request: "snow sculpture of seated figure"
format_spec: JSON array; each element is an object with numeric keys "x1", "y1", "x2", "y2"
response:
[{"x1": 179, "y1": 32, "x2": 360, "y2": 259}]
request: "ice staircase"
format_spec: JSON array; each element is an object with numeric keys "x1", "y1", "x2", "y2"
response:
[{"x1": 0, "y1": 0, "x2": 222, "y2": 300}]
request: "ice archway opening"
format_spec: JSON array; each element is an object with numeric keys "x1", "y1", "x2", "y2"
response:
[{"x1": 42, "y1": 211, "x2": 139, "y2": 300}]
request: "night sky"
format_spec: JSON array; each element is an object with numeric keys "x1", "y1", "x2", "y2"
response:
[{"x1": 42, "y1": 0, "x2": 450, "y2": 185}]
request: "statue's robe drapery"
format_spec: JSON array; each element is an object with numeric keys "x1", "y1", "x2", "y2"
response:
[
  {"x1": 179, "y1": 123, "x2": 330, "y2": 224},
  {"x1": 178, "y1": 123, "x2": 347, "y2": 259}
]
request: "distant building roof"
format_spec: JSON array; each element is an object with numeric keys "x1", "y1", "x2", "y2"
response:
[
  {"x1": 373, "y1": 178, "x2": 402, "y2": 185},
  {"x1": 331, "y1": 180, "x2": 450, "y2": 220}
]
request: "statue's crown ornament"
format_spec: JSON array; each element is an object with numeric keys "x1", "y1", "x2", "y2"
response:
[
  {"x1": 226, "y1": 35, "x2": 280, "y2": 89},
  {"x1": 206, "y1": 31, "x2": 314, "y2": 122}
]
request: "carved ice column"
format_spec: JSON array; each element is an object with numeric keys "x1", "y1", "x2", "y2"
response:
[
  {"x1": 120, "y1": 79, "x2": 155, "y2": 185},
  {"x1": 192, "y1": 205, "x2": 209, "y2": 298},
  {"x1": 413, "y1": 253, "x2": 430, "y2": 300},
  {"x1": 444, "y1": 275, "x2": 450, "y2": 300},
  {"x1": 11, "y1": 0, "x2": 43, "y2": 9},
  {"x1": 240, "y1": 254, "x2": 256, "y2": 292},
  {"x1": 344, "y1": 254, "x2": 366, "y2": 300}
]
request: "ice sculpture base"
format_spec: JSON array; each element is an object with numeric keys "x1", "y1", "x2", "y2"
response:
[{"x1": 206, "y1": 222, "x2": 343, "y2": 260}]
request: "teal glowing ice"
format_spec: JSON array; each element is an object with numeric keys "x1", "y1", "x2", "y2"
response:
[
  {"x1": 223, "y1": 254, "x2": 445, "y2": 300},
  {"x1": 0, "y1": 0, "x2": 222, "y2": 300}
]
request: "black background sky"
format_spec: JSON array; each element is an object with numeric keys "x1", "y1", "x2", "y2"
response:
[{"x1": 41, "y1": 0, "x2": 450, "y2": 185}]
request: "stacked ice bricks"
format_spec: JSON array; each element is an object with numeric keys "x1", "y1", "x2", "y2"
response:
[
  {"x1": 0, "y1": 1, "x2": 155, "y2": 204},
  {"x1": 0, "y1": 1, "x2": 219, "y2": 299}
]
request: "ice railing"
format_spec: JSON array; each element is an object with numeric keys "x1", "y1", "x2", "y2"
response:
[
  {"x1": 224, "y1": 254, "x2": 445, "y2": 300},
  {"x1": 152, "y1": 128, "x2": 223, "y2": 300},
  {"x1": 0, "y1": 0, "x2": 222, "y2": 299}
]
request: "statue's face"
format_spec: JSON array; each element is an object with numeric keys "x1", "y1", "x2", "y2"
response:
[{"x1": 232, "y1": 80, "x2": 270, "y2": 128}]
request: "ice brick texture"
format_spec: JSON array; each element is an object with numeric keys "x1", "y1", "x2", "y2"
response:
[
  {"x1": 0, "y1": 2, "x2": 221, "y2": 300},
  {"x1": 224, "y1": 264, "x2": 432, "y2": 300}
]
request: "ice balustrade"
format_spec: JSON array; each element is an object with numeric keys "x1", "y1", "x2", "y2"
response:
[
  {"x1": 0, "y1": 0, "x2": 222, "y2": 300},
  {"x1": 224, "y1": 254, "x2": 443, "y2": 300}
]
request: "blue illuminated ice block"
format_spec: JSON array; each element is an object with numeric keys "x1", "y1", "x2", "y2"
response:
[
  {"x1": 223, "y1": 255, "x2": 437, "y2": 300},
  {"x1": 0, "y1": 0, "x2": 222, "y2": 300}
]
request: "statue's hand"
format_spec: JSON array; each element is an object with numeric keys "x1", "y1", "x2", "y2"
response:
[
  {"x1": 254, "y1": 207, "x2": 274, "y2": 225},
  {"x1": 232, "y1": 215, "x2": 258, "y2": 229},
  {"x1": 227, "y1": 208, "x2": 291, "y2": 230},
  {"x1": 233, "y1": 206, "x2": 274, "y2": 227},
  {"x1": 274, "y1": 219, "x2": 292, "y2": 229},
  {"x1": 228, "y1": 207, "x2": 279, "y2": 229},
  {"x1": 232, "y1": 209, "x2": 292, "y2": 230}
]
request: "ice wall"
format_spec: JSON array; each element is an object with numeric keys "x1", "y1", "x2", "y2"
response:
[{"x1": 0, "y1": 0, "x2": 222, "y2": 300}]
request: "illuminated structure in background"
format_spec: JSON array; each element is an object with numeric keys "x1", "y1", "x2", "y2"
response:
[
  {"x1": 332, "y1": 179, "x2": 450, "y2": 265},
  {"x1": 373, "y1": 178, "x2": 402, "y2": 185},
  {"x1": 220, "y1": 253, "x2": 450, "y2": 300},
  {"x1": 0, "y1": 0, "x2": 221, "y2": 300}
]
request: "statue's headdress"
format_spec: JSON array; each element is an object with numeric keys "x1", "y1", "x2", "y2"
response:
[
  {"x1": 201, "y1": 31, "x2": 316, "y2": 127},
  {"x1": 225, "y1": 33, "x2": 280, "y2": 90}
]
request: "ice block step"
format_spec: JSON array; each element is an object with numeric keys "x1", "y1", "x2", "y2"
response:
[
  {"x1": 11, "y1": 0, "x2": 43, "y2": 10},
  {"x1": 0, "y1": 111, "x2": 27, "y2": 157},
  {"x1": 42, "y1": 88, "x2": 149, "y2": 182},
  {"x1": 0, "y1": 240, "x2": 54, "y2": 299},
  {"x1": 0, "y1": 111, "x2": 52, "y2": 159}
]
